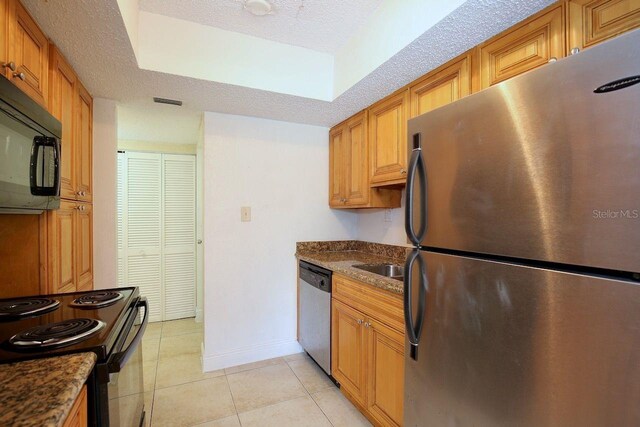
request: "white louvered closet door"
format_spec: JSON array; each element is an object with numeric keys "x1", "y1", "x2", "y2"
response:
[
  {"x1": 116, "y1": 152, "x2": 196, "y2": 322},
  {"x1": 162, "y1": 154, "x2": 196, "y2": 320}
]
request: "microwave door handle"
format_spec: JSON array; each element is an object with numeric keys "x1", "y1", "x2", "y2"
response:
[
  {"x1": 52, "y1": 138, "x2": 60, "y2": 195},
  {"x1": 30, "y1": 136, "x2": 59, "y2": 196},
  {"x1": 108, "y1": 297, "x2": 149, "y2": 373},
  {"x1": 29, "y1": 136, "x2": 44, "y2": 195}
]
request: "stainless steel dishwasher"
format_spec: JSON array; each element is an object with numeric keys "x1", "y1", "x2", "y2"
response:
[{"x1": 298, "y1": 260, "x2": 332, "y2": 376}]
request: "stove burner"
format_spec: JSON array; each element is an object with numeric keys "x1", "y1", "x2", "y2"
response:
[
  {"x1": 70, "y1": 291, "x2": 124, "y2": 308},
  {"x1": 0, "y1": 298, "x2": 60, "y2": 321},
  {"x1": 8, "y1": 318, "x2": 105, "y2": 350}
]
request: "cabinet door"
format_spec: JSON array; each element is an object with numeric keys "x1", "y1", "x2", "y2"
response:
[
  {"x1": 478, "y1": 4, "x2": 565, "y2": 90},
  {"x1": 410, "y1": 54, "x2": 472, "y2": 118},
  {"x1": 366, "y1": 319, "x2": 405, "y2": 427},
  {"x1": 329, "y1": 124, "x2": 346, "y2": 207},
  {"x1": 0, "y1": 0, "x2": 8, "y2": 69},
  {"x1": 8, "y1": 0, "x2": 48, "y2": 107},
  {"x1": 332, "y1": 299, "x2": 367, "y2": 406},
  {"x1": 63, "y1": 385, "x2": 88, "y2": 427},
  {"x1": 368, "y1": 90, "x2": 408, "y2": 187},
  {"x1": 48, "y1": 200, "x2": 76, "y2": 293},
  {"x1": 76, "y1": 82, "x2": 92, "y2": 202},
  {"x1": 76, "y1": 203, "x2": 93, "y2": 291},
  {"x1": 568, "y1": 0, "x2": 640, "y2": 50},
  {"x1": 49, "y1": 47, "x2": 77, "y2": 200},
  {"x1": 345, "y1": 111, "x2": 369, "y2": 206}
]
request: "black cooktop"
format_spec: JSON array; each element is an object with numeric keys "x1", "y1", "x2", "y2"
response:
[{"x1": 0, "y1": 287, "x2": 138, "y2": 364}]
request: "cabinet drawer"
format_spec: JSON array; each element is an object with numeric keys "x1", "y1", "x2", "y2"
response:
[{"x1": 333, "y1": 274, "x2": 404, "y2": 333}]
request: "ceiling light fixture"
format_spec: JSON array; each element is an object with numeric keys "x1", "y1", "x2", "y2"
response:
[{"x1": 240, "y1": 0, "x2": 274, "y2": 16}]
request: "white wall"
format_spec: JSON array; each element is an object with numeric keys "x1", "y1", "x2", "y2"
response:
[
  {"x1": 92, "y1": 98, "x2": 118, "y2": 289},
  {"x1": 202, "y1": 112, "x2": 357, "y2": 371},
  {"x1": 138, "y1": 12, "x2": 333, "y2": 101},
  {"x1": 355, "y1": 191, "x2": 408, "y2": 247},
  {"x1": 333, "y1": 0, "x2": 465, "y2": 97}
]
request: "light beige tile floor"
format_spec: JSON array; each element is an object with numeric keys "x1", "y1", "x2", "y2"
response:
[{"x1": 144, "y1": 318, "x2": 371, "y2": 427}]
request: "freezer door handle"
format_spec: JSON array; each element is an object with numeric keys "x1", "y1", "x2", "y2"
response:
[
  {"x1": 405, "y1": 133, "x2": 428, "y2": 246},
  {"x1": 404, "y1": 249, "x2": 428, "y2": 360}
]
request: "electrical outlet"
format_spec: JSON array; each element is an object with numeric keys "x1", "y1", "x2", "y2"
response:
[
  {"x1": 241, "y1": 206, "x2": 251, "y2": 222},
  {"x1": 384, "y1": 209, "x2": 393, "y2": 223}
]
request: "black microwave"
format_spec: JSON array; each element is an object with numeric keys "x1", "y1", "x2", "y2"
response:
[{"x1": 0, "y1": 74, "x2": 61, "y2": 213}]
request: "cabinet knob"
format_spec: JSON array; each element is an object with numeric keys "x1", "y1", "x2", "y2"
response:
[
  {"x1": 401, "y1": 169, "x2": 407, "y2": 175},
  {"x1": 364, "y1": 322, "x2": 371, "y2": 328},
  {"x1": 12, "y1": 71, "x2": 25, "y2": 81},
  {"x1": 357, "y1": 319, "x2": 363, "y2": 325},
  {"x1": 548, "y1": 57, "x2": 558, "y2": 64},
  {"x1": 2, "y1": 62, "x2": 16, "y2": 71},
  {"x1": 570, "y1": 47, "x2": 580, "y2": 55}
]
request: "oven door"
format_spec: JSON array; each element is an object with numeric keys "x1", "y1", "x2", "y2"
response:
[{"x1": 104, "y1": 297, "x2": 149, "y2": 427}]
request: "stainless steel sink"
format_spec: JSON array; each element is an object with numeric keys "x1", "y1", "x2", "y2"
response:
[{"x1": 353, "y1": 263, "x2": 404, "y2": 281}]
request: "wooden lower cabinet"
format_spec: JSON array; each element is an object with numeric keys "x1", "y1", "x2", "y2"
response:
[
  {"x1": 366, "y1": 317, "x2": 405, "y2": 427},
  {"x1": 332, "y1": 299, "x2": 368, "y2": 406},
  {"x1": 47, "y1": 201, "x2": 93, "y2": 293},
  {"x1": 63, "y1": 385, "x2": 88, "y2": 427},
  {"x1": 332, "y1": 274, "x2": 405, "y2": 426}
]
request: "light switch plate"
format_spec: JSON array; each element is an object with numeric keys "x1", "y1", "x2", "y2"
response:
[{"x1": 241, "y1": 206, "x2": 251, "y2": 222}]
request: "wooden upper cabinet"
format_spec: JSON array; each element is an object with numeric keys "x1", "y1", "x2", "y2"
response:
[
  {"x1": 76, "y1": 81, "x2": 93, "y2": 202},
  {"x1": 7, "y1": 0, "x2": 48, "y2": 107},
  {"x1": 410, "y1": 53, "x2": 472, "y2": 118},
  {"x1": 329, "y1": 113, "x2": 402, "y2": 209},
  {"x1": 49, "y1": 46, "x2": 77, "y2": 200},
  {"x1": 477, "y1": 4, "x2": 566, "y2": 90},
  {"x1": 48, "y1": 200, "x2": 77, "y2": 294},
  {"x1": 366, "y1": 318, "x2": 405, "y2": 427},
  {"x1": 76, "y1": 202, "x2": 93, "y2": 291},
  {"x1": 368, "y1": 89, "x2": 409, "y2": 187},
  {"x1": 568, "y1": 0, "x2": 640, "y2": 50},
  {"x1": 0, "y1": 0, "x2": 8, "y2": 67},
  {"x1": 332, "y1": 299, "x2": 368, "y2": 407},
  {"x1": 329, "y1": 124, "x2": 347, "y2": 207},
  {"x1": 344, "y1": 111, "x2": 369, "y2": 206}
]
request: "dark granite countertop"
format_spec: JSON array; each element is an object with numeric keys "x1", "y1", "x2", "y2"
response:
[
  {"x1": 296, "y1": 240, "x2": 410, "y2": 295},
  {"x1": 0, "y1": 352, "x2": 96, "y2": 427}
]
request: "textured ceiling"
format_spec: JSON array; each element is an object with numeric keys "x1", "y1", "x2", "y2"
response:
[
  {"x1": 138, "y1": 0, "x2": 385, "y2": 54},
  {"x1": 22, "y1": 0, "x2": 554, "y2": 130}
]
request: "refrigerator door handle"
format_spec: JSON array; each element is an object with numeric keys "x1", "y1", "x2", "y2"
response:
[
  {"x1": 404, "y1": 249, "x2": 428, "y2": 360},
  {"x1": 405, "y1": 133, "x2": 428, "y2": 246}
]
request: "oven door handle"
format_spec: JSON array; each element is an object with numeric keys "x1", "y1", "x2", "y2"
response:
[{"x1": 108, "y1": 297, "x2": 149, "y2": 373}]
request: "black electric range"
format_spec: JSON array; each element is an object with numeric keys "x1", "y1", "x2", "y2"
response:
[{"x1": 0, "y1": 287, "x2": 148, "y2": 426}]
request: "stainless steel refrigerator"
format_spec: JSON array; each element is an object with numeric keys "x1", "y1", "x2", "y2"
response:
[{"x1": 403, "y1": 29, "x2": 640, "y2": 427}]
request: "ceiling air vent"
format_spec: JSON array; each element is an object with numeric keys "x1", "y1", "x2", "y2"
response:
[{"x1": 153, "y1": 97, "x2": 183, "y2": 106}]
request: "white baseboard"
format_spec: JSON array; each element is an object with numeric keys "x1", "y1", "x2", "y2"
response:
[{"x1": 202, "y1": 338, "x2": 303, "y2": 372}]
